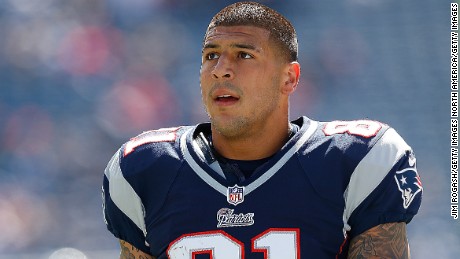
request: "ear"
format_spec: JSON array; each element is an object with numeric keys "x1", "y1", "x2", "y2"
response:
[{"x1": 281, "y1": 61, "x2": 301, "y2": 95}]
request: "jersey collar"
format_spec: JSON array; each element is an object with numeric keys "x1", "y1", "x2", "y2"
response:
[{"x1": 180, "y1": 117, "x2": 318, "y2": 197}]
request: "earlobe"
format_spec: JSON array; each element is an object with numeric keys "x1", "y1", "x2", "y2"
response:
[{"x1": 282, "y1": 62, "x2": 301, "y2": 94}]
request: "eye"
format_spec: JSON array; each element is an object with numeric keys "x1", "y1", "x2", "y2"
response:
[
  {"x1": 239, "y1": 52, "x2": 253, "y2": 59},
  {"x1": 205, "y1": 52, "x2": 220, "y2": 60}
]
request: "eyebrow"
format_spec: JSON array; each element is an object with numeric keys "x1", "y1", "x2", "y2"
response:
[{"x1": 202, "y1": 43, "x2": 260, "y2": 53}]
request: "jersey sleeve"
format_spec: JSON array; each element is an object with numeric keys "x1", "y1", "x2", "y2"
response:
[
  {"x1": 102, "y1": 149, "x2": 151, "y2": 254},
  {"x1": 102, "y1": 127, "x2": 186, "y2": 255},
  {"x1": 344, "y1": 128, "x2": 423, "y2": 239}
]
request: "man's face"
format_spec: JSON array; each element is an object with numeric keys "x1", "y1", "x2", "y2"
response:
[{"x1": 200, "y1": 25, "x2": 286, "y2": 138}]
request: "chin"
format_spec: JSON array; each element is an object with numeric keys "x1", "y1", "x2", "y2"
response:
[{"x1": 211, "y1": 116, "x2": 249, "y2": 139}]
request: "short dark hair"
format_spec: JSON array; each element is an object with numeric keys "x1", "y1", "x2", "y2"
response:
[{"x1": 204, "y1": 1, "x2": 298, "y2": 62}]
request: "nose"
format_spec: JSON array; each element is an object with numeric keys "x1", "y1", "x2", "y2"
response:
[{"x1": 212, "y1": 55, "x2": 234, "y2": 79}]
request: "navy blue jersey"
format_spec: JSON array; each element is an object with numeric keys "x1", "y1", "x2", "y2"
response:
[{"x1": 102, "y1": 117, "x2": 422, "y2": 258}]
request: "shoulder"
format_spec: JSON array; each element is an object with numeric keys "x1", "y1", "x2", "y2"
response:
[
  {"x1": 318, "y1": 118, "x2": 414, "y2": 184},
  {"x1": 298, "y1": 117, "x2": 410, "y2": 164},
  {"x1": 296, "y1": 117, "x2": 414, "y2": 198},
  {"x1": 309, "y1": 118, "x2": 411, "y2": 163},
  {"x1": 102, "y1": 125, "x2": 195, "y2": 232},
  {"x1": 115, "y1": 126, "x2": 192, "y2": 177},
  {"x1": 320, "y1": 119, "x2": 392, "y2": 151},
  {"x1": 298, "y1": 117, "x2": 421, "y2": 236},
  {"x1": 103, "y1": 125, "x2": 197, "y2": 200}
]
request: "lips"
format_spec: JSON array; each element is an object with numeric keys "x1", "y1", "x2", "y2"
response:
[
  {"x1": 215, "y1": 95, "x2": 239, "y2": 106},
  {"x1": 216, "y1": 94, "x2": 239, "y2": 101},
  {"x1": 212, "y1": 91, "x2": 240, "y2": 106}
]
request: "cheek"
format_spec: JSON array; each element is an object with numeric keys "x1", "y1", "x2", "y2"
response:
[
  {"x1": 252, "y1": 73, "x2": 281, "y2": 94},
  {"x1": 252, "y1": 65, "x2": 277, "y2": 85},
  {"x1": 200, "y1": 66, "x2": 213, "y2": 85},
  {"x1": 199, "y1": 77, "x2": 211, "y2": 103}
]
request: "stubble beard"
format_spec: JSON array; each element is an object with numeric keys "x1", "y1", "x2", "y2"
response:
[
  {"x1": 209, "y1": 115, "x2": 250, "y2": 140},
  {"x1": 204, "y1": 77, "x2": 281, "y2": 140}
]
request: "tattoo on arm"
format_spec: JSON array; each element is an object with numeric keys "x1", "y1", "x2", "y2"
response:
[
  {"x1": 119, "y1": 240, "x2": 154, "y2": 259},
  {"x1": 348, "y1": 222, "x2": 410, "y2": 259}
]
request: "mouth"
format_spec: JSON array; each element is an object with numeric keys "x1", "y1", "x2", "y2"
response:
[
  {"x1": 214, "y1": 93, "x2": 240, "y2": 106},
  {"x1": 210, "y1": 84, "x2": 241, "y2": 107},
  {"x1": 215, "y1": 94, "x2": 239, "y2": 102}
]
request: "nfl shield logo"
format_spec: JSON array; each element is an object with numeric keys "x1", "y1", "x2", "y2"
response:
[{"x1": 227, "y1": 185, "x2": 245, "y2": 206}]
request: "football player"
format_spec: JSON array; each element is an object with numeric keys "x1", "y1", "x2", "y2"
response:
[{"x1": 103, "y1": 2, "x2": 422, "y2": 258}]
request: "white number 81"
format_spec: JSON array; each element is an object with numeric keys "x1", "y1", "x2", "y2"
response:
[{"x1": 167, "y1": 229, "x2": 300, "y2": 258}]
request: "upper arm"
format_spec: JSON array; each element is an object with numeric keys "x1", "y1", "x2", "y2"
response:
[
  {"x1": 347, "y1": 222, "x2": 410, "y2": 259},
  {"x1": 103, "y1": 150, "x2": 151, "y2": 253},
  {"x1": 344, "y1": 128, "x2": 422, "y2": 241},
  {"x1": 119, "y1": 239, "x2": 155, "y2": 259}
]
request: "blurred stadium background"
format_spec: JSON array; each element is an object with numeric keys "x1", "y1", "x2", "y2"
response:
[{"x1": 0, "y1": 0, "x2": 456, "y2": 258}]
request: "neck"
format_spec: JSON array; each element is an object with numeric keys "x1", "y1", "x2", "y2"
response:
[{"x1": 211, "y1": 117, "x2": 291, "y2": 160}]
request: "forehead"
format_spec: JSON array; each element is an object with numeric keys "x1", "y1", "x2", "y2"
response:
[{"x1": 203, "y1": 25, "x2": 272, "y2": 50}]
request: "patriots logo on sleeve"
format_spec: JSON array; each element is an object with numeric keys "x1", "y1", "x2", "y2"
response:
[{"x1": 394, "y1": 166, "x2": 423, "y2": 209}]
